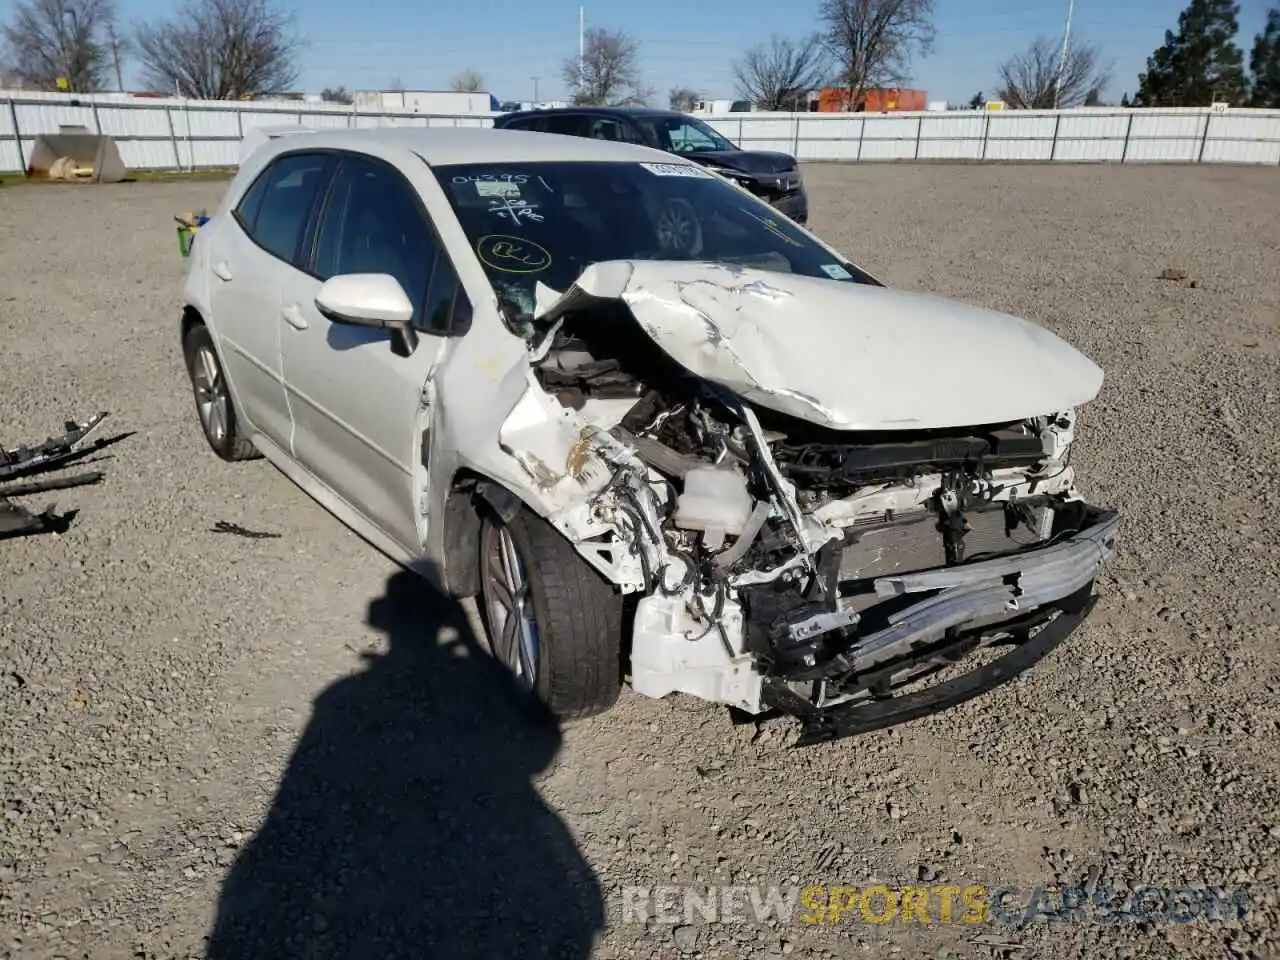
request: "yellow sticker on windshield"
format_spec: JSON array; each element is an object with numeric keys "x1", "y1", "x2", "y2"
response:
[{"x1": 476, "y1": 180, "x2": 521, "y2": 199}]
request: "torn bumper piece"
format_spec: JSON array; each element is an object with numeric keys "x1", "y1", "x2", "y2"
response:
[
  {"x1": 0, "y1": 411, "x2": 110, "y2": 482},
  {"x1": 0, "y1": 498, "x2": 83, "y2": 539},
  {"x1": 0, "y1": 412, "x2": 115, "y2": 541},
  {"x1": 759, "y1": 507, "x2": 1120, "y2": 745},
  {"x1": 768, "y1": 595, "x2": 1097, "y2": 746}
]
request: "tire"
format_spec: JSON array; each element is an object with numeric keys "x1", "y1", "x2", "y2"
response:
[
  {"x1": 182, "y1": 323, "x2": 259, "y2": 462},
  {"x1": 654, "y1": 197, "x2": 702, "y2": 257},
  {"x1": 478, "y1": 503, "x2": 623, "y2": 720}
]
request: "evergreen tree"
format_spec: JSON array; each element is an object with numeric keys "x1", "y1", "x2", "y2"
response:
[
  {"x1": 1135, "y1": 0, "x2": 1247, "y2": 105},
  {"x1": 1248, "y1": 7, "x2": 1280, "y2": 107}
]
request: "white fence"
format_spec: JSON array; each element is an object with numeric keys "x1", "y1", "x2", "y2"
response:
[{"x1": 3, "y1": 90, "x2": 1280, "y2": 173}]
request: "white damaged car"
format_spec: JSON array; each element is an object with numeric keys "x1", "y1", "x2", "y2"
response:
[{"x1": 180, "y1": 127, "x2": 1119, "y2": 744}]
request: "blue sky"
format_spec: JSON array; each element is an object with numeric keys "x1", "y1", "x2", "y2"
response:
[{"x1": 116, "y1": 0, "x2": 1274, "y2": 105}]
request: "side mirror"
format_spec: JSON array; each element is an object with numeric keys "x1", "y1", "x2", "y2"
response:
[{"x1": 315, "y1": 273, "x2": 418, "y2": 355}]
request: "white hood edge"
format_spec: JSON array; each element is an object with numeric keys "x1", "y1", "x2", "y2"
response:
[{"x1": 532, "y1": 260, "x2": 1105, "y2": 432}]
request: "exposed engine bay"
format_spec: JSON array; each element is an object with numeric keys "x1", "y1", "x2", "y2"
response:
[{"x1": 500, "y1": 280, "x2": 1119, "y2": 743}]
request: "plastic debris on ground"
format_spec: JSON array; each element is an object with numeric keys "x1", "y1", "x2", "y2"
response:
[{"x1": 0, "y1": 412, "x2": 132, "y2": 540}]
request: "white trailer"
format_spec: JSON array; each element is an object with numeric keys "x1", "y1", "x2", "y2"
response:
[{"x1": 352, "y1": 90, "x2": 496, "y2": 114}]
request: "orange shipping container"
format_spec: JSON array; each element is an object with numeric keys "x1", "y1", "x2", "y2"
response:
[
  {"x1": 863, "y1": 88, "x2": 927, "y2": 112},
  {"x1": 815, "y1": 86, "x2": 927, "y2": 112}
]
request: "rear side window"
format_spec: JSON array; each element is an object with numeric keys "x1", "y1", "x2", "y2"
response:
[
  {"x1": 502, "y1": 115, "x2": 547, "y2": 132},
  {"x1": 241, "y1": 153, "x2": 332, "y2": 265},
  {"x1": 542, "y1": 114, "x2": 592, "y2": 136},
  {"x1": 587, "y1": 117, "x2": 643, "y2": 143},
  {"x1": 233, "y1": 169, "x2": 270, "y2": 231}
]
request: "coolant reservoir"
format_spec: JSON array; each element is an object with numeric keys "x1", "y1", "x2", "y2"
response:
[{"x1": 673, "y1": 466, "x2": 753, "y2": 543}]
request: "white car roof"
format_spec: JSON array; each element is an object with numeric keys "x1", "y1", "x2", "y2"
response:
[{"x1": 248, "y1": 125, "x2": 679, "y2": 168}]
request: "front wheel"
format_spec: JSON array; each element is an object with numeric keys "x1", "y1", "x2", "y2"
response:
[{"x1": 478, "y1": 504, "x2": 623, "y2": 720}]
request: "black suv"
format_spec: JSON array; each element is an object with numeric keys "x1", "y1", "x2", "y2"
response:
[{"x1": 492, "y1": 106, "x2": 808, "y2": 225}]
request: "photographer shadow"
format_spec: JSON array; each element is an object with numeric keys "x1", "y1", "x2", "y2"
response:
[{"x1": 206, "y1": 567, "x2": 604, "y2": 959}]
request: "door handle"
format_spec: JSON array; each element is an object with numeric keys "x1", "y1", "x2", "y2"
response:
[
  {"x1": 212, "y1": 261, "x2": 233, "y2": 281},
  {"x1": 282, "y1": 303, "x2": 309, "y2": 330}
]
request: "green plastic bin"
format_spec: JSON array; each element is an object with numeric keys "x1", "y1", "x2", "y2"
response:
[{"x1": 177, "y1": 224, "x2": 196, "y2": 258}]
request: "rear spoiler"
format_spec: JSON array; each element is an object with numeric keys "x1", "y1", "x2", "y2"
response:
[{"x1": 238, "y1": 125, "x2": 323, "y2": 163}]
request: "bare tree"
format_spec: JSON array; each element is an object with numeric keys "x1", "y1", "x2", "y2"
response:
[
  {"x1": 734, "y1": 33, "x2": 828, "y2": 110},
  {"x1": 321, "y1": 85, "x2": 352, "y2": 104},
  {"x1": 561, "y1": 26, "x2": 651, "y2": 106},
  {"x1": 668, "y1": 85, "x2": 699, "y2": 111},
  {"x1": 133, "y1": 0, "x2": 298, "y2": 99},
  {"x1": 451, "y1": 68, "x2": 484, "y2": 92},
  {"x1": 818, "y1": 0, "x2": 935, "y2": 109},
  {"x1": 1, "y1": 0, "x2": 120, "y2": 92},
  {"x1": 996, "y1": 35, "x2": 1112, "y2": 109}
]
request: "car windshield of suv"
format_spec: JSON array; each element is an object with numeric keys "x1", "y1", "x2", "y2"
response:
[
  {"x1": 432, "y1": 160, "x2": 876, "y2": 325},
  {"x1": 640, "y1": 115, "x2": 738, "y2": 154}
]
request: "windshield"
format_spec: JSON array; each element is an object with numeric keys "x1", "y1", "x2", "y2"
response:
[
  {"x1": 433, "y1": 160, "x2": 876, "y2": 324},
  {"x1": 638, "y1": 115, "x2": 738, "y2": 153}
]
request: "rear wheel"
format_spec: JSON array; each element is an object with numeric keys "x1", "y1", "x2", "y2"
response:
[
  {"x1": 182, "y1": 323, "x2": 259, "y2": 462},
  {"x1": 478, "y1": 504, "x2": 623, "y2": 719}
]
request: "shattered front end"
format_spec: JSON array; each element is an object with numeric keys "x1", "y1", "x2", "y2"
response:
[
  {"x1": 506, "y1": 261, "x2": 1121, "y2": 744},
  {"x1": 615, "y1": 393, "x2": 1118, "y2": 745}
]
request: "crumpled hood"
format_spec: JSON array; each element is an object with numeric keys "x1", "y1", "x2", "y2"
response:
[
  {"x1": 532, "y1": 260, "x2": 1105, "y2": 432},
  {"x1": 684, "y1": 150, "x2": 797, "y2": 175}
]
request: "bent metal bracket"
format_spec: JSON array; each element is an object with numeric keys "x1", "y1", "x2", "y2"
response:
[{"x1": 0, "y1": 412, "x2": 130, "y2": 540}]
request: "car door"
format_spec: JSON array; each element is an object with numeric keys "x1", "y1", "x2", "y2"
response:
[
  {"x1": 278, "y1": 151, "x2": 470, "y2": 556},
  {"x1": 205, "y1": 151, "x2": 334, "y2": 450}
]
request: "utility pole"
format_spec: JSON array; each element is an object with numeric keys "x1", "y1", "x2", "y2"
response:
[
  {"x1": 578, "y1": 6, "x2": 585, "y2": 93},
  {"x1": 531, "y1": 76, "x2": 539, "y2": 101},
  {"x1": 108, "y1": 23, "x2": 124, "y2": 92},
  {"x1": 62, "y1": 6, "x2": 78, "y2": 91},
  {"x1": 1052, "y1": 0, "x2": 1075, "y2": 109}
]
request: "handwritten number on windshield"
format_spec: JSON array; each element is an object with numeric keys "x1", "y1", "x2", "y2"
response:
[
  {"x1": 487, "y1": 197, "x2": 544, "y2": 227},
  {"x1": 476, "y1": 235, "x2": 552, "y2": 273},
  {"x1": 452, "y1": 173, "x2": 529, "y2": 184}
]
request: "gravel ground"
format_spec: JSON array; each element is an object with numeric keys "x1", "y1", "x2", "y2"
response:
[{"x1": 1, "y1": 163, "x2": 1278, "y2": 960}]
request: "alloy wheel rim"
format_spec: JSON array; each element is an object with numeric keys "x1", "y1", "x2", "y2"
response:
[
  {"x1": 193, "y1": 346, "x2": 229, "y2": 443},
  {"x1": 656, "y1": 200, "x2": 698, "y2": 255},
  {"x1": 484, "y1": 525, "x2": 540, "y2": 689}
]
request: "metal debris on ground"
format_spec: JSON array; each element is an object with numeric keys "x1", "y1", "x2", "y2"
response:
[
  {"x1": 0, "y1": 411, "x2": 126, "y2": 540},
  {"x1": 1157, "y1": 266, "x2": 1197, "y2": 287},
  {"x1": 210, "y1": 520, "x2": 281, "y2": 540}
]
